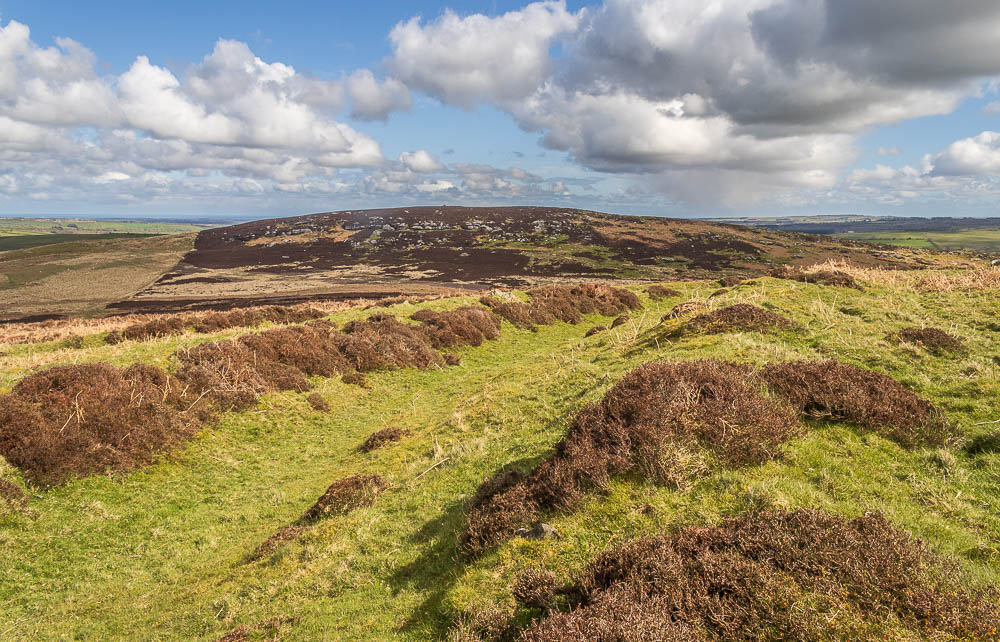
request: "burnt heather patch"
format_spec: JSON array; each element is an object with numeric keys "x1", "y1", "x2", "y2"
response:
[
  {"x1": 462, "y1": 359, "x2": 946, "y2": 557},
  {"x1": 517, "y1": 510, "x2": 1000, "y2": 641}
]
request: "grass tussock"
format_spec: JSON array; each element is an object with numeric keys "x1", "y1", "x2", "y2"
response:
[
  {"x1": 893, "y1": 327, "x2": 965, "y2": 355},
  {"x1": 460, "y1": 361, "x2": 801, "y2": 557},
  {"x1": 0, "y1": 363, "x2": 208, "y2": 486},
  {"x1": 106, "y1": 305, "x2": 327, "y2": 344},
  {"x1": 299, "y1": 474, "x2": 387, "y2": 523},
  {"x1": 359, "y1": 427, "x2": 409, "y2": 452},
  {"x1": 662, "y1": 301, "x2": 705, "y2": 320},
  {"x1": 679, "y1": 304, "x2": 795, "y2": 335},
  {"x1": 808, "y1": 259, "x2": 1000, "y2": 292},
  {"x1": 770, "y1": 264, "x2": 860, "y2": 289},
  {"x1": 518, "y1": 510, "x2": 1000, "y2": 641},
  {"x1": 646, "y1": 285, "x2": 681, "y2": 301},
  {"x1": 761, "y1": 359, "x2": 949, "y2": 448}
]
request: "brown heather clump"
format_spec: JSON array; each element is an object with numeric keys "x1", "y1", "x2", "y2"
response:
[
  {"x1": 249, "y1": 525, "x2": 307, "y2": 560},
  {"x1": 216, "y1": 616, "x2": 299, "y2": 642},
  {"x1": 484, "y1": 284, "x2": 641, "y2": 330},
  {"x1": 411, "y1": 306, "x2": 501, "y2": 348},
  {"x1": 299, "y1": 474, "x2": 386, "y2": 522},
  {"x1": 106, "y1": 305, "x2": 327, "y2": 343},
  {"x1": 760, "y1": 359, "x2": 948, "y2": 448},
  {"x1": 0, "y1": 363, "x2": 206, "y2": 486},
  {"x1": 0, "y1": 477, "x2": 27, "y2": 508},
  {"x1": 584, "y1": 326, "x2": 607, "y2": 337},
  {"x1": 894, "y1": 327, "x2": 965, "y2": 355},
  {"x1": 681, "y1": 304, "x2": 795, "y2": 335},
  {"x1": 359, "y1": 427, "x2": 409, "y2": 452},
  {"x1": 719, "y1": 275, "x2": 743, "y2": 287},
  {"x1": 770, "y1": 264, "x2": 860, "y2": 289},
  {"x1": 306, "y1": 393, "x2": 330, "y2": 412},
  {"x1": 646, "y1": 285, "x2": 681, "y2": 301},
  {"x1": 342, "y1": 371, "x2": 369, "y2": 387},
  {"x1": 662, "y1": 301, "x2": 705, "y2": 320},
  {"x1": 460, "y1": 361, "x2": 801, "y2": 557},
  {"x1": 340, "y1": 314, "x2": 444, "y2": 371},
  {"x1": 610, "y1": 315, "x2": 629, "y2": 329},
  {"x1": 518, "y1": 510, "x2": 1000, "y2": 641},
  {"x1": 513, "y1": 569, "x2": 559, "y2": 612}
]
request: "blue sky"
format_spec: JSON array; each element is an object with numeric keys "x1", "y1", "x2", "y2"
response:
[{"x1": 1, "y1": 1, "x2": 1000, "y2": 219}]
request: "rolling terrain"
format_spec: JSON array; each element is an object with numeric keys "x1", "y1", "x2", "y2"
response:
[
  {"x1": 111, "y1": 206, "x2": 968, "y2": 314},
  {"x1": 1, "y1": 211, "x2": 999, "y2": 640}
]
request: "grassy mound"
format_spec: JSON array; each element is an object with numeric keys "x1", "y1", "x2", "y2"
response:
[
  {"x1": 680, "y1": 304, "x2": 795, "y2": 335},
  {"x1": 518, "y1": 510, "x2": 1000, "y2": 641},
  {"x1": 460, "y1": 361, "x2": 800, "y2": 557}
]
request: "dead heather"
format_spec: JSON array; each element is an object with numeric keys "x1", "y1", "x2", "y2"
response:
[
  {"x1": 676, "y1": 303, "x2": 795, "y2": 335},
  {"x1": 517, "y1": 510, "x2": 1000, "y2": 641},
  {"x1": 306, "y1": 393, "x2": 330, "y2": 412},
  {"x1": 893, "y1": 327, "x2": 965, "y2": 355},
  {"x1": 770, "y1": 264, "x2": 861, "y2": 289},
  {"x1": 106, "y1": 305, "x2": 327, "y2": 344},
  {"x1": 584, "y1": 326, "x2": 607, "y2": 337},
  {"x1": 761, "y1": 359, "x2": 949, "y2": 448},
  {"x1": 299, "y1": 474, "x2": 387, "y2": 523},
  {"x1": 645, "y1": 285, "x2": 682, "y2": 301},
  {"x1": 0, "y1": 477, "x2": 27, "y2": 508},
  {"x1": 460, "y1": 361, "x2": 801, "y2": 557},
  {"x1": 482, "y1": 284, "x2": 641, "y2": 330},
  {"x1": 358, "y1": 427, "x2": 409, "y2": 453},
  {"x1": 411, "y1": 306, "x2": 501, "y2": 349},
  {"x1": 0, "y1": 363, "x2": 208, "y2": 486}
]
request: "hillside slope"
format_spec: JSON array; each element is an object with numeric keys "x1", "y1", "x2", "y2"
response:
[
  {"x1": 2, "y1": 266, "x2": 1000, "y2": 639},
  {"x1": 117, "y1": 206, "x2": 966, "y2": 313}
]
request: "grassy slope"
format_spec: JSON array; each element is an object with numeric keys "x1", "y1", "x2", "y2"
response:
[{"x1": 1, "y1": 278, "x2": 1000, "y2": 639}]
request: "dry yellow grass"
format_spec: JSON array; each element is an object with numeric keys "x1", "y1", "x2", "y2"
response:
[{"x1": 806, "y1": 259, "x2": 1000, "y2": 291}]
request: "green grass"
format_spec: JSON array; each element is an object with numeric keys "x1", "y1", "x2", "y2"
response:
[
  {"x1": 2, "y1": 279, "x2": 1000, "y2": 639},
  {"x1": 0, "y1": 233, "x2": 160, "y2": 253},
  {"x1": 838, "y1": 228, "x2": 1000, "y2": 253}
]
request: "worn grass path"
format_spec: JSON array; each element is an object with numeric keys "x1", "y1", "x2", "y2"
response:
[{"x1": 2, "y1": 277, "x2": 1000, "y2": 639}]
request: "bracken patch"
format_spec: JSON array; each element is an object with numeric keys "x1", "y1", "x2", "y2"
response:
[{"x1": 518, "y1": 510, "x2": 1000, "y2": 641}]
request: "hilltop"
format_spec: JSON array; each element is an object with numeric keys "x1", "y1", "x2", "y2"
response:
[{"x1": 111, "y1": 206, "x2": 965, "y2": 314}]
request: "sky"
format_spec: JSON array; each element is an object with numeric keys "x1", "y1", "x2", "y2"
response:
[{"x1": 2, "y1": 1, "x2": 1000, "y2": 220}]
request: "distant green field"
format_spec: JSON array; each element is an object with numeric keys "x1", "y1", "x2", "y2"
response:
[
  {"x1": 0, "y1": 218, "x2": 210, "y2": 237},
  {"x1": 837, "y1": 229, "x2": 1000, "y2": 253},
  {"x1": 0, "y1": 233, "x2": 160, "y2": 252}
]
